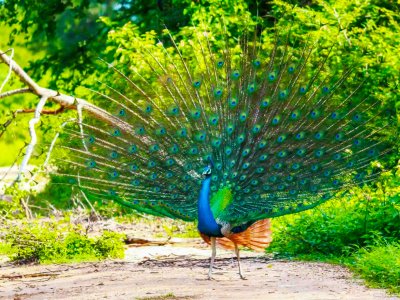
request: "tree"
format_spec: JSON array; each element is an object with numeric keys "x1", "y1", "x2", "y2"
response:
[{"x1": 0, "y1": 0, "x2": 193, "y2": 91}]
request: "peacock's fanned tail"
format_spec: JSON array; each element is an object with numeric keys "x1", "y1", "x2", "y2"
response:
[{"x1": 51, "y1": 24, "x2": 396, "y2": 227}]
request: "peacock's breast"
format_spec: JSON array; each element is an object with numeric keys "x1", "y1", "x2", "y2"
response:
[
  {"x1": 197, "y1": 216, "x2": 224, "y2": 237},
  {"x1": 197, "y1": 176, "x2": 224, "y2": 237}
]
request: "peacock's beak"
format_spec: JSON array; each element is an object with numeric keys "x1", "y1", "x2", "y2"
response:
[{"x1": 202, "y1": 165, "x2": 212, "y2": 176}]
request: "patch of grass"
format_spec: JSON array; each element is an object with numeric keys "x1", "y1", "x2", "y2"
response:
[
  {"x1": 268, "y1": 178, "x2": 400, "y2": 295},
  {"x1": 1, "y1": 219, "x2": 126, "y2": 264},
  {"x1": 136, "y1": 293, "x2": 191, "y2": 300},
  {"x1": 350, "y1": 243, "x2": 400, "y2": 294}
]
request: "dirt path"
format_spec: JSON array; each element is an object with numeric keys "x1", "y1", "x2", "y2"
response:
[{"x1": 0, "y1": 239, "x2": 397, "y2": 300}]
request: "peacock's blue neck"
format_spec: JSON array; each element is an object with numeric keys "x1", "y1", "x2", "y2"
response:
[{"x1": 197, "y1": 176, "x2": 223, "y2": 237}]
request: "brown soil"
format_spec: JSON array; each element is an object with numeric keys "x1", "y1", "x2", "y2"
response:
[{"x1": 0, "y1": 239, "x2": 398, "y2": 300}]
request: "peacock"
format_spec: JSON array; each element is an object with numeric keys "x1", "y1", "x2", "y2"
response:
[{"x1": 49, "y1": 23, "x2": 395, "y2": 280}]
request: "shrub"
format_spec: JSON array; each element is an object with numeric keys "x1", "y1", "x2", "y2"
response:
[
  {"x1": 94, "y1": 231, "x2": 126, "y2": 259},
  {"x1": 268, "y1": 183, "x2": 400, "y2": 257},
  {"x1": 351, "y1": 243, "x2": 400, "y2": 294},
  {"x1": 267, "y1": 176, "x2": 400, "y2": 295},
  {"x1": 1, "y1": 219, "x2": 125, "y2": 264},
  {"x1": 0, "y1": 187, "x2": 30, "y2": 219}
]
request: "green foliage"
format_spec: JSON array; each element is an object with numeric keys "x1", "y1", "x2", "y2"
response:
[
  {"x1": 0, "y1": 0, "x2": 192, "y2": 90},
  {"x1": 0, "y1": 0, "x2": 264, "y2": 89},
  {"x1": 271, "y1": 0, "x2": 400, "y2": 112},
  {"x1": 351, "y1": 243, "x2": 400, "y2": 294},
  {"x1": 0, "y1": 26, "x2": 45, "y2": 166},
  {"x1": 268, "y1": 173, "x2": 400, "y2": 294},
  {"x1": 268, "y1": 175, "x2": 400, "y2": 256},
  {"x1": 30, "y1": 179, "x2": 74, "y2": 210},
  {"x1": 19, "y1": 175, "x2": 139, "y2": 219},
  {"x1": 1, "y1": 219, "x2": 125, "y2": 264},
  {"x1": 0, "y1": 186, "x2": 29, "y2": 219}
]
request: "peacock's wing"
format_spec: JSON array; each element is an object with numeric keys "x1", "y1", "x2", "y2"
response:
[
  {"x1": 51, "y1": 25, "x2": 396, "y2": 223},
  {"x1": 209, "y1": 187, "x2": 234, "y2": 220}
]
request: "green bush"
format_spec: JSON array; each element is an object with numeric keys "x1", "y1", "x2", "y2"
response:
[
  {"x1": 268, "y1": 175, "x2": 400, "y2": 294},
  {"x1": 268, "y1": 181, "x2": 400, "y2": 257},
  {"x1": 1, "y1": 219, "x2": 125, "y2": 264},
  {"x1": 94, "y1": 231, "x2": 127, "y2": 259},
  {"x1": 351, "y1": 243, "x2": 400, "y2": 294},
  {"x1": 0, "y1": 187, "x2": 30, "y2": 220}
]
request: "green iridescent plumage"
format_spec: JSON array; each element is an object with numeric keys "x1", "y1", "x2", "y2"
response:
[{"x1": 51, "y1": 24, "x2": 395, "y2": 228}]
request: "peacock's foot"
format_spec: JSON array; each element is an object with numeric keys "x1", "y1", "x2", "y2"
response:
[{"x1": 239, "y1": 273, "x2": 247, "y2": 280}]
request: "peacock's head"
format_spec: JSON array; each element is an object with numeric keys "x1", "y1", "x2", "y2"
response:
[{"x1": 202, "y1": 165, "x2": 212, "y2": 177}]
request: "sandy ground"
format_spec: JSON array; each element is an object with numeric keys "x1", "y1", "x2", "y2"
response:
[{"x1": 0, "y1": 239, "x2": 398, "y2": 300}]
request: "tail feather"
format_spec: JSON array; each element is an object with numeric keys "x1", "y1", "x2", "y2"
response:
[
  {"x1": 50, "y1": 23, "x2": 396, "y2": 225},
  {"x1": 200, "y1": 234, "x2": 237, "y2": 250},
  {"x1": 200, "y1": 219, "x2": 272, "y2": 252},
  {"x1": 228, "y1": 219, "x2": 272, "y2": 252}
]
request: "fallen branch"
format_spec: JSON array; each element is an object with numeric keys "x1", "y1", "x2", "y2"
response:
[
  {"x1": 20, "y1": 195, "x2": 33, "y2": 219},
  {"x1": 125, "y1": 237, "x2": 171, "y2": 246},
  {"x1": 0, "y1": 272, "x2": 61, "y2": 280}
]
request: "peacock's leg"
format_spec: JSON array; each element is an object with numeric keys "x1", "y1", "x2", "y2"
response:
[
  {"x1": 234, "y1": 243, "x2": 246, "y2": 280},
  {"x1": 208, "y1": 237, "x2": 216, "y2": 280}
]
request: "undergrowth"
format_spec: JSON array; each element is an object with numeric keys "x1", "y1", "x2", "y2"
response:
[
  {"x1": 161, "y1": 221, "x2": 199, "y2": 238},
  {"x1": 352, "y1": 243, "x2": 400, "y2": 293},
  {"x1": 268, "y1": 174, "x2": 400, "y2": 294},
  {"x1": 0, "y1": 219, "x2": 126, "y2": 264}
]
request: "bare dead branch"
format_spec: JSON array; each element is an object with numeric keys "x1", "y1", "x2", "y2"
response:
[
  {"x1": 20, "y1": 195, "x2": 33, "y2": 219},
  {"x1": 1, "y1": 105, "x2": 68, "y2": 138},
  {"x1": 14, "y1": 105, "x2": 67, "y2": 115},
  {"x1": 0, "y1": 87, "x2": 31, "y2": 99},
  {"x1": 0, "y1": 117, "x2": 14, "y2": 138},
  {"x1": 0, "y1": 49, "x2": 134, "y2": 133},
  {"x1": 0, "y1": 48, "x2": 14, "y2": 93},
  {"x1": 26, "y1": 118, "x2": 76, "y2": 186},
  {"x1": 0, "y1": 105, "x2": 66, "y2": 145},
  {"x1": 80, "y1": 189, "x2": 103, "y2": 221},
  {"x1": 0, "y1": 272, "x2": 61, "y2": 280},
  {"x1": 1, "y1": 49, "x2": 41, "y2": 93},
  {"x1": 77, "y1": 104, "x2": 88, "y2": 151},
  {"x1": 0, "y1": 48, "x2": 137, "y2": 184},
  {"x1": 16, "y1": 96, "x2": 48, "y2": 182}
]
